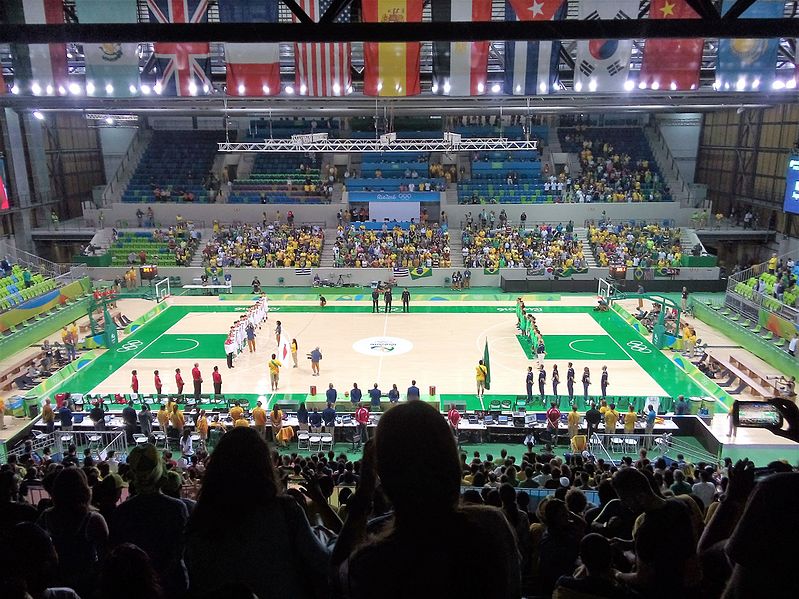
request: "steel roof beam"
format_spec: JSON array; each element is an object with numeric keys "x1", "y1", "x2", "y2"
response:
[{"x1": 1, "y1": 18, "x2": 798, "y2": 44}]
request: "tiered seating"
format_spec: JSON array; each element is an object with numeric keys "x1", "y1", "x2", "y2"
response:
[
  {"x1": 360, "y1": 151, "x2": 430, "y2": 178},
  {"x1": 0, "y1": 266, "x2": 58, "y2": 311},
  {"x1": 334, "y1": 223, "x2": 451, "y2": 268},
  {"x1": 229, "y1": 154, "x2": 327, "y2": 204},
  {"x1": 559, "y1": 127, "x2": 671, "y2": 202},
  {"x1": 107, "y1": 232, "x2": 196, "y2": 267},
  {"x1": 243, "y1": 117, "x2": 340, "y2": 140},
  {"x1": 737, "y1": 272, "x2": 798, "y2": 311},
  {"x1": 121, "y1": 130, "x2": 223, "y2": 203},
  {"x1": 588, "y1": 222, "x2": 682, "y2": 268},
  {"x1": 202, "y1": 224, "x2": 323, "y2": 268},
  {"x1": 459, "y1": 149, "x2": 548, "y2": 204},
  {"x1": 461, "y1": 224, "x2": 585, "y2": 270}
]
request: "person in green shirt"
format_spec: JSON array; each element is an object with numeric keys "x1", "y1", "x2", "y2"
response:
[
  {"x1": 669, "y1": 470, "x2": 692, "y2": 496},
  {"x1": 22, "y1": 269, "x2": 32, "y2": 288}
]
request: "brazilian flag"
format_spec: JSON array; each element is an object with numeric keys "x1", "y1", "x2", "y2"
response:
[
  {"x1": 410, "y1": 267, "x2": 432, "y2": 280},
  {"x1": 483, "y1": 339, "x2": 491, "y2": 390},
  {"x1": 484, "y1": 266, "x2": 499, "y2": 275}
]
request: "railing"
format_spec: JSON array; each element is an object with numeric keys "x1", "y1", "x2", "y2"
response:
[
  {"x1": 726, "y1": 285, "x2": 799, "y2": 323},
  {"x1": 99, "y1": 431, "x2": 128, "y2": 459},
  {"x1": 647, "y1": 120, "x2": 691, "y2": 202},
  {"x1": 583, "y1": 218, "x2": 677, "y2": 229},
  {"x1": 6, "y1": 430, "x2": 56, "y2": 458},
  {"x1": 102, "y1": 128, "x2": 149, "y2": 205},
  {"x1": 0, "y1": 239, "x2": 70, "y2": 278}
]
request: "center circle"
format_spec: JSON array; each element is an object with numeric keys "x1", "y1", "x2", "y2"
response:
[{"x1": 353, "y1": 336, "x2": 413, "y2": 357}]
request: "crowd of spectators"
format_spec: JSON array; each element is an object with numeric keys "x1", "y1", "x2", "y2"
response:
[
  {"x1": 334, "y1": 223, "x2": 452, "y2": 268},
  {"x1": 0, "y1": 401, "x2": 796, "y2": 599},
  {"x1": 590, "y1": 222, "x2": 683, "y2": 268},
  {"x1": 200, "y1": 223, "x2": 324, "y2": 268},
  {"x1": 461, "y1": 223, "x2": 587, "y2": 271}
]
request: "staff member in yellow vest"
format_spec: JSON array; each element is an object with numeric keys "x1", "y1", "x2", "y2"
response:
[
  {"x1": 475, "y1": 359, "x2": 488, "y2": 400},
  {"x1": 268, "y1": 354, "x2": 282, "y2": 391},
  {"x1": 252, "y1": 401, "x2": 267, "y2": 438}
]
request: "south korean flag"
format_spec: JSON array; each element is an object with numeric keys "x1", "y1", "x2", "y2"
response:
[{"x1": 574, "y1": 0, "x2": 639, "y2": 91}]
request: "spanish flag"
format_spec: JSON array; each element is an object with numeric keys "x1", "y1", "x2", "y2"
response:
[{"x1": 362, "y1": 0, "x2": 423, "y2": 96}]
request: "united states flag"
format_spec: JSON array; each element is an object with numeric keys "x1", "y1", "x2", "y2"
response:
[
  {"x1": 294, "y1": 0, "x2": 352, "y2": 96},
  {"x1": 393, "y1": 267, "x2": 410, "y2": 278},
  {"x1": 146, "y1": 0, "x2": 212, "y2": 96}
]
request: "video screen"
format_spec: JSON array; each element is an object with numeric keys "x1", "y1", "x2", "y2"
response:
[
  {"x1": 737, "y1": 402, "x2": 782, "y2": 428},
  {"x1": 783, "y1": 157, "x2": 799, "y2": 214}
]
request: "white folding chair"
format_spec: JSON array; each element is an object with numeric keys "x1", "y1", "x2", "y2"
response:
[
  {"x1": 610, "y1": 436, "x2": 624, "y2": 452},
  {"x1": 86, "y1": 434, "x2": 102, "y2": 451},
  {"x1": 309, "y1": 434, "x2": 321, "y2": 451},
  {"x1": 133, "y1": 434, "x2": 148, "y2": 446},
  {"x1": 152, "y1": 431, "x2": 168, "y2": 449},
  {"x1": 59, "y1": 433, "x2": 74, "y2": 453},
  {"x1": 624, "y1": 436, "x2": 638, "y2": 452},
  {"x1": 297, "y1": 432, "x2": 310, "y2": 450},
  {"x1": 588, "y1": 433, "x2": 602, "y2": 453},
  {"x1": 320, "y1": 433, "x2": 333, "y2": 451}
]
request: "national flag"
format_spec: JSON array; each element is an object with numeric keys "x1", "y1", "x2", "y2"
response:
[
  {"x1": 504, "y1": 0, "x2": 568, "y2": 96},
  {"x1": 574, "y1": 0, "x2": 638, "y2": 91},
  {"x1": 146, "y1": 0, "x2": 212, "y2": 96},
  {"x1": 716, "y1": 0, "x2": 783, "y2": 89},
  {"x1": 483, "y1": 339, "x2": 491, "y2": 390},
  {"x1": 393, "y1": 267, "x2": 410, "y2": 278},
  {"x1": 75, "y1": 0, "x2": 140, "y2": 97},
  {"x1": 7, "y1": 0, "x2": 68, "y2": 95},
  {"x1": 295, "y1": 267, "x2": 312, "y2": 276},
  {"x1": 410, "y1": 267, "x2": 432, "y2": 279},
  {"x1": 484, "y1": 266, "x2": 499, "y2": 275},
  {"x1": 640, "y1": 1, "x2": 702, "y2": 91},
  {"x1": 0, "y1": 158, "x2": 9, "y2": 211},
  {"x1": 294, "y1": 0, "x2": 352, "y2": 96},
  {"x1": 431, "y1": 0, "x2": 492, "y2": 96},
  {"x1": 362, "y1": 0, "x2": 424, "y2": 97},
  {"x1": 218, "y1": 0, "x2": 280, "y2": 96}
]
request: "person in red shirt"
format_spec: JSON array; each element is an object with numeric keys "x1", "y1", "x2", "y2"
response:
[
  {"x1": 212, "y1": 366, "x2": 222, "y2": 395},
  {"x1": 546, "y1": 401, "x2": 562, "y2": 446},
  {"x1": 192, "y1": 363, "x2": 202, "y2": 401},
  {"x1": 131, "y1": 370, "x2": 139, "y2": 394},
  {"x1": 175, "y1": 368, "x2": 184, "y2": 395},
  {"x1": 355, "y1": 403, "x2": 370, "y2": 447},
  {"x1": 154, "y1": 370, "x2": 162, "y2": 396},
  {"x1": 447, "y1": 406, "x2": 461, "y2": 437}
]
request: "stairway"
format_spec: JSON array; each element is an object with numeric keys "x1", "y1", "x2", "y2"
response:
[
  {"x1": 320, "y1": 229, "x2": 338, "y2": 267},
  {"x1": 574, "y1": 227, "x2": 598, "y2": 268},
  {"x1": 448, "y1": 229, "x2": 464, "y2": 266},
  {"x1": 103, "y1": 129, "x2": 153, "y2": 205},
  {"x1": 643, "y1": 126, "x2": 692, "y2": 206}
]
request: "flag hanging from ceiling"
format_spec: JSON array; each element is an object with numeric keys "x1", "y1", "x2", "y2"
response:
[
  {"x1": 76, "y1": 0, "x2": 140, "y2": 97},
  {"x1": 362, "y1": 0, "x2": 424, "y2": 97},
  {"x1": 716, "y1": 0, "x2": 783, "y2": 89},
  {"x1": 504, "y1": 0, "x2": 568, "y2": 95},
  {"x1": 146, "y1": 0, "x2": 212, "y2": 96},
  {"x1": 640, "y1": 0, "x2": 703, "y2": 91},
  {"x1": 294, "y1": 0, "x2": 352, "y2": 96},
  {"x1": 218, "y1": 0, "x2": 280, "y2": 96},
  {"x1": 7, "y1": 0, "x2": 68, "y2": 95},
  {"x1": 430, "y1": 0, "x2": 492, "y2": 96},
  {"x1": 0, "y1": 158, "x2": 9, "y2": 211},
  {"x1": 574, "y1": 0, "x2": 638, "y2": 92}
]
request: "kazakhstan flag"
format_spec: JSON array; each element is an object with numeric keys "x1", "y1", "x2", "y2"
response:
[{"x1": 410, "y1": 267, "x2": 432, "y2": 280}]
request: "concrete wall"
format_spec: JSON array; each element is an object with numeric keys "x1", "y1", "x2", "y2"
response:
[
  {"x1": 98, "y1": 128, "x2": 137, "y2": 182},
  {"x1": 655, "y1": 113, "x2": 702, "y2": 184},
  {"x1": 89, "y1": 200, "x2": 696, "y2": 230}
]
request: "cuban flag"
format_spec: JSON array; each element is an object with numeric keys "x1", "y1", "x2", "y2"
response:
[
  {"x1": 574, "y1": 0, "x2": 638, "y2": 92},
  {"x1": 146, "y1": 0, "x2": 212, "y2": 96},
  {"x1": 504, "y1": 0, "x2": 567, "y2": 96}
]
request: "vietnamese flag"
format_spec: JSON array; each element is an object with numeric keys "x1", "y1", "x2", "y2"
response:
[
  {"x1": 362, "y1": 0, "x2": 424, "y2": 97},
  {"x1": 640, "y1": 0, "x2": 703, "y2": 91}
]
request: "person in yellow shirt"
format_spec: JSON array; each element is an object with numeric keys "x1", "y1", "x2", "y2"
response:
[
  {"x1": 157, "y1": 404, "x2": 170, "y2": 432},
  {"x1": 475, "y1": 359, "x2": 488, "y2": 400},
  {"x1": 196, "y1": 409, "x2": 209, "y2": 443},
  {"x1": 234, "y1": 416, "x2": 250, "y2": 428},
  {"x1": 229, "y1": 401, "x2": 244, "y2": 422},
  {"x1": 567, "y1": 405, "x2": 581, "y2": 439},
  {"x1": 252, "y1": 400, "x2": 267, "y2": 438},
  {"x1": 41, "y1": 398, "x2": 55, "y2": 434},
  {"x1": 624, "y1": 406, "x2": 637, "y2": 435},
  {"x1": 291, "y1": 339, "x2": 298, "y2": 368},
  {"x1": 268, "y1": 354, "x2": 282, "y2": 391},
  {"x1": 604, "y1": 403, "x2": 619, "y2": 437},
  {"x1": 170, "y1": 404, "x2": 184, "y2": 435},
  {"x1": 599, "y1": 400, "x2": 608, "y2": 415},
  {"x1": 270, "y1": 404, "x2": 284, "y2": 443}
]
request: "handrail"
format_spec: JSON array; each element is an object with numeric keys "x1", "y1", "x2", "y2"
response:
[
  {"x1": 102, "y1": 128, "x2": 148, "y2": 205},
  {"x1": 0, "y1": 239, "x2": 69, "y2": 278},
  {"x1": 647, "y1": 120, "x2": 691, "y2": 202}
]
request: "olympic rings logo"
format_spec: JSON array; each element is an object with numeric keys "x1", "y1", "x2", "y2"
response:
[
  {"x1": 626, "y1": 340, "x2": 652, "y2": 354},
  {"x1": 116, "y1": 339, "x2": 143, "y2": 353},
  {"x1": 496, "y1": 307, "x2": 515, "y2": 312}
]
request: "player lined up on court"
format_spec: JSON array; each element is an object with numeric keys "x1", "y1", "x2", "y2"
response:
[{"x1": 520, "y1": 364, "x2": 612, "y2": 407}]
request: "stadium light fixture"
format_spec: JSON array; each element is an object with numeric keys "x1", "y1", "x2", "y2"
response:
[
  {"x1": 477, "y1": 82, "x2": 484, "y2": 93},
  {"x1": 141, "y1": 84, "x2": 151, "y2": 95},
  {"x1": 787, "y1": 79, "x2": 797, "y2": 89},
  {"x1": 624, "y1": 80, "x2": 635, "y2": 92},
  {"x1": 443, "y1": 81, "x2": 451, "y2": 94},
  {"x1": 202, "y1": 84, "x2": 210, "y2": 93},
  {"x1": 86, "y1": 81, "x2": 95, "y2": 95},
  {"x1": 10, "y1": 85, "x2": 19, "y2": 95},
  {"x1": 574, "y1": 81, "x2": 583, "y2": 92},
  {"x1": 588, "y1": 79, "x2": 598, "y2": 92},
  {"x1": 300, "y1": 84, "x2": 307, "y2": 94},
  {"x1": 262, "y1": 84, "x2": 270, "y2": 94},
  {"x1": 751, "y1": 78, "x2": 760, "y2": 90},
  {"x1": 105, "y1": 116, "x2": 114, "y2": 125},
  {"x1": 333, "y1": 82, "x2": 341, "y2": 94},
  {"x1": 431, "y1": 83, "x2": 439, "y2": 93},
  {"x1": 129, "y1": 84, "x2": 137, "y2": 94},
  {"x1": 105, "y1": 83, "x2": 114, "y2": 94},
  {"x1": 238, "y1": 83, "x2": 246, "y2": 95},
  {"x1": 285, "y1": 85, "x2": 294, "y2": 94},
  {"x1": 491, "y1": 83, "x2": 501, "y2": 93},
  {"x1": 68, "y1": 82, "x2": 82, "y2": 95},
  {"x1": 58, "y1": 85, "x2": 66, "y2": 95},
  {"x1": 31, "y1": 82, "x2": 41, "y2": 95},
  {"x1": 539, "y1": 82, "x2": 547, "y2": 94},
  {"x1": 670, "y1": 82, "x2": 677, "y2": 91},
  {"x1": 33, "y1": 111, "x2": 44, "y2": 120},
  {"x1": 772, "y1": 80, "x2": 785, "y2": 90},
  {"x1": 638, "y1": 81, "x2": 647, "y2": 90},
  {"x1": 154, "y1": 83, "x2": 162, "y2": 95},
  {"x1": 188, "y1": 81, "x2": 197, "y2": 96},
  {"x1": 735, "y1": 77, "x2": 746, "y2": 91},
  {"x1": 46, "y1": 84, "x2": 53, "y2": 95},
  {"x1": 650, "y1": 81, "x2": 660, "y2": 91},
  {"x1": 376, "y1": 80, "x2": 383, "y2": 92}
]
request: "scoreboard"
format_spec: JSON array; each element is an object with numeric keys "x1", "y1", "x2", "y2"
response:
[{"x1": 783, "y1": 156, "x2": 799, "y2": 214}]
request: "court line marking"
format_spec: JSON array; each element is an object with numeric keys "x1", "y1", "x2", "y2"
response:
[
  {"x1": 603, "y1": 324, "x2": 668, "y2": 396},
  {"x1": 568, "y1": 339, "x2": 606, "y2": 356},
  {"x1": 375, "y1": 308, "x2": 391, "y2": 382},
  {"x1": 160, "y1": 338, "x2": 200, "y2": 355}
]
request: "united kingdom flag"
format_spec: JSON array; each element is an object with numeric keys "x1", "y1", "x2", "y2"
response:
[{"x1": 146, "y1": 0, "x2": 212, "y2": 96}]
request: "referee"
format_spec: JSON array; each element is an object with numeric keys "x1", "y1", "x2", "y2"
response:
[{"x1": 401, "y1": 288, "x2": 410, "y2": 312}]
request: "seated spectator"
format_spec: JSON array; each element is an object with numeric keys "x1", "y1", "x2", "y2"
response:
[
  {"x1": 333, "y1": 401, "x2": 521, "y2": 597},
  {"x1": 553, "y1": 533, "x2": 624, "y2": 598},
  {"x1": 99, "y1": 543, "x2": 165, "y2": 599}
]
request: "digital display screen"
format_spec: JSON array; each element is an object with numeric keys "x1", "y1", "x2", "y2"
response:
[
  {"x1": 736, "y1": 402, "x2": 782, "y2": 428},
  {"x1": 783, "y1": 157, "x2": 799, "y2": 214}
]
